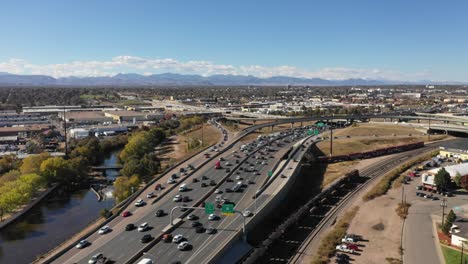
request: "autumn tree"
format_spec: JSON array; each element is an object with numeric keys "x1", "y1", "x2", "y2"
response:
[{"x1": 20, "y1": 153, "x2": 50, "y2": 174}]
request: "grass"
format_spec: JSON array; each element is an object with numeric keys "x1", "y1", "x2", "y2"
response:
[
  {"x1": 179, "y1": 125, "x2": 221, "y2": 154},
  {"x1": 441, "y1": 245, "x2": 468, "y2": 264},
  {"x1": 320, "y1": 161, "x2": 359, "y2": 188},
  {"x1": 363, "y1": 150, "x2": 438, "y2": 201},
  {"x1": 311, "y1": 206, "x2": 360, "y2": 264},
  {"x1": 333, "y1": 123, "x2": 424, "y2": 137},
  {"x1": 395, "y1": 202, "x2": 411, "y2": 219}
]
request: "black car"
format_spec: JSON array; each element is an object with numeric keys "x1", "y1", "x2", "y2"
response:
[
  {"x1": 201, "y1": 183, "x2": 207, "y2": 188},
  {"x1": 140, "y1": 234, "x2": 153, "y2": 243},
  {"x1": 180, "y1": 205, "x2": 188, "y2": 212},
  {"x1": 336, "y1": 253, "x2": 350, "y2": 260},
  {"x1": 202, "y1": 176, "x2": 209, "y2": 180},
  {"x1": 235, "y1": 159, "x2": 240, "y2": 164},
  {"x1": 225, "y1": 188, "x2": 233, "y2": 193},
  {"x1": 192, "y1": 178, "x2": 199, "y2": 183},
  {"x1": 125, "y1": 223, "x2": 135, "y2": 231},
  {"x1": 155, "y1": 209, "x2": 165, "y2": 217},
  {"x1": 195, "y1": 226, "x2": 205, "y2": 233},
  {"x1": 209, "y1": 180, "x2": 216, "y2": 186},
  {"x1": 191, "y1": 221, "x2": 201, "y2": 227},
  {"x1": 226, "y1": 178, "x2": 233, "y2": 182},
  {"x1": 225, "y1": 168, "x2": 231, "y2": 173}
]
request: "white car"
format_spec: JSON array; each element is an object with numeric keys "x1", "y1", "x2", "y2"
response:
[
  {"x1": 178, "y1": 184, "x2": 188, "y2": 192},
  {"x1": 88, "y1": 253, "x2": 104, "y2": 264},
  {"x1": 208, "y1": 214, "x2": 218, "y2": 221},
  {"x1": 214, "y1": 189, "x2": 222, "y2": 194},
  {"x1": 76, "y1": 239, "x2": 89, "y2": 249},
  {"x1": 135, "y1": 199, "x2": 145, "y2": 207},
  {"x1": 243, "y1": 211, "x2": 253, "y2": 217},
  {"x1": 167, "y1": 178, "x2": 177, "y2": 184},
  {"x1": 146, "y1": 192, "x2": 155, "y2": 198},
  {"x1": 173, "y1": 194, "x2": 182, "y2": 202},
  {"x1": 172, "y1": 234, "x2": 184, "y2": 243},
  {"x1": 225, "y1": 162, "x2": 230, "y2": 166},
  {"x1": 98, "y1": 226, "x2": 111, "y2": 235},
  {"x1": 138, "y1": 222, "x2": 149, "y2": 232},
  {"x1": 341, "y1": 237, "x2": 356, "y2": 243},
  {"x1": 177, "y1": 241, "x2": 190, "y2": 251},
  {"x1": 236, "y1": 175, "x2": 242, "y2": 180},
  {"x1": 336, "y1": 244, "x2": 355, "y2": 254}
]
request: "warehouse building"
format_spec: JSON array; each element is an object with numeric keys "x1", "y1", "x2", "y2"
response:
[
  {"x1": 104, "y1": 111, "x2": 162, "y2": 123},
  {"x1": 58, "y1": 111, "x2": 114, "y2": 126}
]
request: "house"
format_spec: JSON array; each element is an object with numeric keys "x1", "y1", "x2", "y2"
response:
[{"x1": 422, "y1": 162, "x2": 468, "y2": 190}]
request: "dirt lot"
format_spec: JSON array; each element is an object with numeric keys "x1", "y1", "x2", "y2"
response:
[
  {"x1": 333, "y1": 123, "x2": 425, "y2": 137},
  {"x1": 345, "y1": 187, "x2": 403, "y2": 264}
]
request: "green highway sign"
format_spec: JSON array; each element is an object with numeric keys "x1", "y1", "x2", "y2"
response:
[
  {"x1": 307, "y1": 129, "x2": 313, "y2": 135},
  {"x1": 221, "y1": 203, "x2": 234, "y2": 215},
  {"x1": 314, "y1": 129, "x2": 319, "y2": 135},
  {"x1": 268, "y1": 171, "x2": 273, "y2": 177},
  {"x1": 317, "y1": 122, "x2": 325, "y2": 128},
  {"x1": 205, "y1": 202, "x2": 215, "y2": 215}
]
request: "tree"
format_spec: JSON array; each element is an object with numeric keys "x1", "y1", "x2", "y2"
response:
[
  {"x1": 454, "y1": 172, "x2": 462, "y2": 187},
  {"x1": 443, "y1": 210, "x2": 457, "y2": 235},
  {"x1": 20, "y1": 153, "x2": 50, "y2": 174},
  {"x1": 39, "y1": 157, "x2": 75, "y2": 185},
  {"x1": 113, "y1": 174, "x2": 141, "y2": 203},
  {"x1": 434, "y1": 168, "x2": 451, "y2": 191}
]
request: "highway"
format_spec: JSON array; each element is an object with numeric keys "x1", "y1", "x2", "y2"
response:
[
  {"x1": 50, "y1": 121, "x2": 311, "y2": 264},
  {"x1": 137, "y1": 128, "x2": 314, "y2": 264}
]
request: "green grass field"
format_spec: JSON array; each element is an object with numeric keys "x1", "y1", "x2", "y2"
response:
[{"x1": 441, "y1": 245, "x2": 468, "y2": 264}]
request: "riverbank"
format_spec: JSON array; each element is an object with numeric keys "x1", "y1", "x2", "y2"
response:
[{"x1": 0, "y1": 184, "x2": 59, "y2": 230}]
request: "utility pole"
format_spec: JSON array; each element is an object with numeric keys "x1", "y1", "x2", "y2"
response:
[
  {"x1": 329, "y1": 115, "x2": 334, "y2": 157},
  {"x1": 441, "y1": 198, "x2": 448, "y2": 227},
  {"x1": 201, "y1": 121, "x2": 204, "y2": 147},
  {"x1": 428, "y1": 115, "x2": 431, "y2": 142},
  {"x1": 63, "y1": 106, "x2": 68, "y2": 158}
]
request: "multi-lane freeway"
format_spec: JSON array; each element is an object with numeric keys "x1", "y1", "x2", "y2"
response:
[{"x1": 48, "y1": 120, "x2": 314, "y2": 264}]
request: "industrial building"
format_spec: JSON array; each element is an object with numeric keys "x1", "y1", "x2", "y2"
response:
[
  {"x1": 0, "y1": 111, "x2": 49, "y2": 126},
  {"x1": 104, "y1": 110, "x2": 162, "y2": 123},
  {"x1": 439, "y1": 146, "x2": 468, "y2": 161},
  {"x1": 0, "y1": 125, "x2": 50, "y2": 137},
  {"x1": 58, "y1": 111, "x2": 114, "y2": 126}
]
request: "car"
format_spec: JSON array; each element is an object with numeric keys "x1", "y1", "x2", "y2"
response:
[
  {"x1": 280, "y1": 174, "x2": 287, "y2": 178},
  {"x1": 135, "y1": 199, "x2": 145, "y2": 207},
  {"x1": 261, "y1": 161, "x2": 267, "y2": 165},
  {"x1": 179, "y1": 184, "x2": 188, "y2": 192},
  {"x1": 76, "y1": 239, "x2": 90, "y2": 249},
  {"x1": 445, "y1": 192, "x2": 454, "y2": 197},
  {"x1": 140, "y1": 234, "x2": 153, "y2": 243},
  {"x1": 424, "y1": 194, "x2": 434, "y2": 199},
  {"x1": 336, "y1": 253, "x2": 350, "y2": 260},
  {"x1": 344, "y1": 243, "x2": 359, "y2": 251},
  {"x1": 202, "y1": 176, "x2": 209, "y2": 180},
  {"x1": 187, "y1": 214, "x2": 198, "y2": 220},
  {"x1": 235, "y1": 160, "x2": 240, "y2": 164},
  {"x1": 172, "y1": 234, "x2": 184, "y2": 243},
  {"x1": 154, "y1": 183, "x2": 162, "y2": 190},
  {"x1": 121, "y1": 211, "x2": 131, "y2": 217},
  {"x1": 225, "y1": 162, "x2": 231, "y2": 166},
  {"x1": 225, "y1": 168, "x2": 231, "y2": 173},
  {"x1": 201, "y1": 182, "x2": 207, "y2": 187},
  {"x1": 206, "y1": 227, "x2": 217, "y2": 234},
  {"x1": 167, "y1": 178, "x2": 177, "y2": 184},
  {"x1": 208, "y1": 214, "x2": 219, "y2": 221},
  {"x1": 146, "y1": 192, "x2": 155, "y2": 198},
  {"x1": 98, "y1": 226, "x2": 111, "y2": 234},
  {"x1": 226, "y1": 178, "x2": 233, "y2": 182},
  {"x1": 188, "y1": 164, "x2": 194, "y2": 170},
  {"x1": 254, "y1": 171, "x2": 260, "y2": 175},
  {"x1": 239, "y1": 167, "x2": 244, "y2": 171},
  {"x1": 209, "y1": 180, "x2": 216, "y2": 186},
  {"x1": 341, "y1": 236, "x2": 356, "y2": 243},
  {"x1": 225, "y1": 188, "x2": 233, "y2": 193},
  {"x1": 173, "y1": 195, "x2": 182, "y2": 202},
  {"x1": 243, "y1": 210, "x2": 253, "y2": 217},
  {"x1": 155, "y1": 209, "x2": 165, "y2": 217},
  {"x1": 416, "y1": 192, "x2": 425, "y2": 197},
  {"x1": 177, "y1": 241, "x2": 190, "y2": 251},
  {"x1": 125, "y1": 223, "x2": 135, "y2": 231},
  {"x1": 248, "y1": 180, "x2": 255, "y2": 184},
  {"x1": 172, "y1": 173, "x2": 179, "y2": 179},
  {"x1": 236, "y1": 175, "x2": 242, "y2": 180},
  {"x1": 214, "y1": 189, "x2": 222, "y2": 194},
  {"x1": 336, "y1": 244, "x2": 354, "y2": 254},
  {"x1": 179, "y1": 168, "x2": 185, "y2": 173},
  {"x1": 182, "y1": 196, "x2": 190, "y2": 202},
  {"x1": 180, "y1": 204, "x2": 188, "y2": 211},
  {"x1": 138, "y1": 222, "x2": 149, "y2": 232},
  {"x1": 162, "y1": 233, "x2": 173, "y2": 243},
  {"x1": 190, "y1": 221, "x2": 201, "y2": 227},
  {"x1": 88, "y1": 253, "x2": 104, "y2": 264},
  {"x1": 431, "y1": 196, "x2": 440, "y2": 201},
  {"x1": 219, "y1": 157, "x2": 225, "y2": 161},
  {"x1": 192, "y1": 178, "x2": 199, "y2": 183},
  {"x1": 195, "y1": 226, "x2": 205, "y2": 233}
]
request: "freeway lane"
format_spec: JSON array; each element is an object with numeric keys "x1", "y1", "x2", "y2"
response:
[
  {"x1": 138, "y1": 129, "x2": 313, "y2": 264},
  {"x1": 51, "y1": 122, "x2": 231, "y2": 264}
]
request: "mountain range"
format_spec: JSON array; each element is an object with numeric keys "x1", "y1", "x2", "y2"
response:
[{"x1": 0, "y1": 72, "x2": 460, "y2": 86}]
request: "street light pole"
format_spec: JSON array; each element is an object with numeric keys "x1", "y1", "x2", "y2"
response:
[{"x1": 441, "y1": 198, "x2": 448, "y2": 227}]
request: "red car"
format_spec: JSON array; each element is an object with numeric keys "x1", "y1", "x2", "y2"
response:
[
  {"x1": 121, "y1": 211, "x2": 132, "y2": 217},
  {"x1": 345, "y1": 243, "x2": 359, "y2": 251},
  {"x1": 162, "y1": 233, "x2": 172, "y2": 243},
  {"x1": 154, "y1": 184, "x2": 162, "y2": 191}
]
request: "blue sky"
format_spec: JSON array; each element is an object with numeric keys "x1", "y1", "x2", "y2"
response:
[{"x1": 0, "y1": 0, "x2": 467, "y2": 81}]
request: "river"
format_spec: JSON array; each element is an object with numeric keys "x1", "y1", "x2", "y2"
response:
[{"x1": 0, "y1": 151, "x2": 120, "y2": 264}]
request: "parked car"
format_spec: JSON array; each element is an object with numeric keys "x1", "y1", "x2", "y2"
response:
[{"x1": 336, "y1": 244, "x2": 354, "y2": 254}]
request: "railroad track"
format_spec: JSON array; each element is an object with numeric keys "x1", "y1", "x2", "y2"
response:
[{"x1": 252, "y1": 145, "x2": 436, "y2": 264}]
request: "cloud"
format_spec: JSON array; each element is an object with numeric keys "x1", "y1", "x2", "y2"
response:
[{"x1": 0, "y1": 55, "x2": 429, "y2": 81}]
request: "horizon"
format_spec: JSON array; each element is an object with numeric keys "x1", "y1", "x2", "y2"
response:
[{"x1": 1, "y1": 1, "x2": 467, "y2": 82}]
